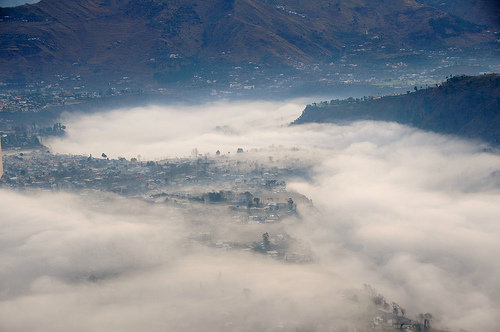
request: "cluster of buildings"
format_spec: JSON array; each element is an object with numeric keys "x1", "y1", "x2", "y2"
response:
[
  {"x1": 0, "y1": 146, "x2": 310, "y2": 213},
  {"x1": 0, "y1": 146, "x2": 315, "y2": 263},
  {"x1": 0, "y1": 77, "x2": 141, "y2": 113},
  {"x1": 0, "y1": 123, "x2": 65, "y2": 149},
  {"x1": 1, "y1": 46, "x2": 496, "y2": 113},
  {"x1": 372, "y1": 309, "x2": 433, "y2": 331}
]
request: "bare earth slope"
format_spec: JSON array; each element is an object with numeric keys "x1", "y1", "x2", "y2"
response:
[{"x1": 0, "y1": 0, "x2": 496, "y2": 83}]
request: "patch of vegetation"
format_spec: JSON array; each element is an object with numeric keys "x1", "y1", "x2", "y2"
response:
[{"x1": 294, "y1": 74, "x2": 500, "y2": 145}]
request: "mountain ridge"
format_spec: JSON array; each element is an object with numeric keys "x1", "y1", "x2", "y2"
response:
[
  {"x1": 1, "y1": 0, "x2": 497, "y2": 84},
  {"x1": 293, "y1": 73, "x2": 500, "y2": 145}
]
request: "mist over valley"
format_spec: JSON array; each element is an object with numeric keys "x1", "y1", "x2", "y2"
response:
[
  {"x1": 1, "y1": 0, "x2": 499, "y2": 331},
  {"x1": 2, "y1": 100, "x2": 500, "y2": 331}
]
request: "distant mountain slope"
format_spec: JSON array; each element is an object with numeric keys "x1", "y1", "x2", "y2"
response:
[
  {"x1": 417, "y1": 0, "x2": 500, "y2": 28},
  {"x1": 293, "y1": 74, "x2": 500, "y2": 145},
  {"x1": 0, "y1": 0, "x2": 495, "y2": 83}
]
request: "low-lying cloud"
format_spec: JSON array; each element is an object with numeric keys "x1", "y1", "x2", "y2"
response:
[
  {"x1": 0, "y1": 190, "x2": 359, "y2": 332},
  {"x1": 3, "y1": 101, "x2": 500, "y2": 331},
  {"x1": 46, "y1": 101, "x2": 306, "y2": 160},
  {"x1": 289, "y1": 134, "x2": 500, "y2": 332}
]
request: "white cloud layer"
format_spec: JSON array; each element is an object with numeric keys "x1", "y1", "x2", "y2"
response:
[
  {"x1": 2, "y1": 101, "x2": 500, "y2": 331},
  {"x1": 288, "y1": 134, "x2": 500, "y2": 332},
  {"x1": 46, "y1": 101, "x2": 306, "y2": 160}
]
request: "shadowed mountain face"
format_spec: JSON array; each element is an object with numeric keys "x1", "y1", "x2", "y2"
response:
[
  {"x1": 417, "y1": 0, "x2": 500, "y2": 28},
  {"x1": 0, "y1": 0, "x2": 496, "y2": 83},
  {"x1": 293, "y1": 74, "x2": 500, "y2": 145}
]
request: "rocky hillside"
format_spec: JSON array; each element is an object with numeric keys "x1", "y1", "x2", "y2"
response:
[
  {"x1": 0, "y1": 0, "x2": 496, "y2": 83},
  {"x1": 417, "y1": 0, "x2": 500, "y2": 28},
  {"x1": 293, "y1": 74, "x2": 500, "y2": 145}
]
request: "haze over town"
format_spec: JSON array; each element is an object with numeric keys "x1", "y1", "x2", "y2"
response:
[
  {"x1": 1, "y1": 0, "x2": 499, "y2": 331},
  {"x1": 1, "y1": 100, "x2": 499, "y2": 331}
]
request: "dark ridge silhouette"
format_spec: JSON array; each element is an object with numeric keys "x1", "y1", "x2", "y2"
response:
[{"x1": 293, "y1": 74, "x2": 500, "y2": 145}]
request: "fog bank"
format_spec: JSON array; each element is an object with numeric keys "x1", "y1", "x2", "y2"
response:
[{"x1": 3, "y1": 101, "x2": 500, "y2": 331}]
